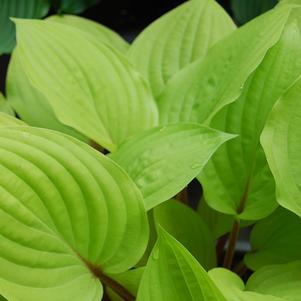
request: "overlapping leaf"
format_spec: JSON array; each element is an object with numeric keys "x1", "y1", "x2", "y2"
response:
[
  {"x1": 247, "y1": 261, "x2": 301, "y2": 300},
  {"x1": 14, "y1": 19, "x2": 158, "y2": 152},
  {"x1": 47, "y1": 15, "x2": 128, "y2": 53},
  {"x1": 128, "y1": 0, "x2": 235, "y2": 97},
  {"x1": 261, "y1": 75, "x2": 301, "y2": 217},
  {"x1": 198, "y1": 18, "x2": 301, "y2": 220},
  {"x1": 158, "y1": 4, "x2": 291, "y2": 126},
  {"x1": 0, "y1": 0, "x2": 49, "y2": 53},
  {"x1": 137, "y1": 228, "x2": 226, "y2": 301},
  {"x1": 0, "y1": 126, "x2": 148, "y2": 301},
  {"x1": 0, "y1": 93, "x2": 13, "y2": 116},
  {"x1": 0, "y1": 113, "x2": 26, "y2": 127},
  {"x1": 209, "y1": 268, "x2": 285, "y2": 301},
  {"x1": 154, "y1": 200, "x2": 216, "y2": 269},
  {"x1": 245, "y1": 208, "x2": 301, "y2": 271},
  {"x1": 111, "y1": 123, "x2": 233, "y2": 210},
  {"x1": 7, "y1": 50, "x2": 87, "y2": 142}
]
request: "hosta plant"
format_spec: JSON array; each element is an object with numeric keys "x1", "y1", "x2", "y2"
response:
[{"x1": 1, "y1": 0, "x2": 301, "y2": 300}]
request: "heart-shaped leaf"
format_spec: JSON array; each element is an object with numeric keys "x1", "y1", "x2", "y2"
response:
[
  {"x1": 158, "y1": 4, "x2": 291, "y2": 126},
  {"x1": 128, "y1": 0, "x2": 235, "y2": 97},
  {"x1": 246, "y1": 261, "x2": 301, "y2": 301},
  {"x1": 0, "y1": 0, "x2": 50, "y2": 53},
  {"x1": 47, "y1": 15, "x2": 129, "y2": 53},
  {"x1": 14, "y1": 19, "x2": 158, "y2": 152},
  {"x1": 245, "y1": 208, "x2": 301, "y2": 270},
  {"x1": 154, "y1": 200, "x2": 216, "y2": 270},
  {"x1": 261, "y1": 74, "x2": 301, "y2": 217},
  {"x1": 0, "y1": 126, "x2": 148, "y2": 301},
  {"x1": 137, "y1": 228, "x2": 227, "y2": 301},
  {"x1": 198, "y1": 18, "x2": 301, "y2": 220},
  {"x1": 111, "y1": 123, "x2": 234, "y2": 210}
]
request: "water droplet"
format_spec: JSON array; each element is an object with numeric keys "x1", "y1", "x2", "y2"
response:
[
  {"x1": 190, "y1": 163, "x2": 202, "y2": 169},
  {"x1": 152, "y1": 249, "x2": 159, "y2": 260}
]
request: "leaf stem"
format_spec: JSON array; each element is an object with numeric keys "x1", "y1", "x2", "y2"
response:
[
  {"x1": 81, "y1": 257, "x2": 135, "y2": 301},
  {"x1": 216, "y1": 233, "x2": 229, "y2": 260},
  {"x1": 223, "y1": 219, "x2": 240, "y2": 269}
]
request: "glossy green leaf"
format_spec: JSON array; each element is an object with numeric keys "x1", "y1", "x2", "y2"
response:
[
  {"x1": 137, "y1": 228, "x2": 227, "y2": 301},
  {"x1": 59, "y1": 0, "x2": 99, "y2": 14},
  {"x1": 247, "y1": 261, "x2": 301, "y2": 301},
  {"x1": 7, "y1": 50, "x2": 88, "y2": 142},
  {"x1": 0, "y1": 0, "x2": 49, "y2": 53},
  {"x1": 154, "y1": 200, "x2": 216, "y2": 270},
  {"x1": 158, "y1": 5, "x2": 291, "y2": 126},
  {"x1": 128, "y1": 0, "x2": 235, "y2": 97},
  {"x1": 209, "y1": 268, "x2": 285, "y2": 301},
  {"x1": 111, "y1": 123, "x2": 234, "y2": 210},
  {"x1": 231, "y1": 0, "x2": 277, "y2": 24},
  {"x1": 0, "y1": 93, "x2": 13, "y2": 116},
  {"x1": 245, "y1": 208, "x2": 301, "y2": 271},
  {"x1": 261, "y1": 75, "x2": 301, "y2": 217},
  {"x1": 198, "y1": 19, "x2": 301, "y2": 220},
  {"x1": 107, "y1": 268, "x2": 145, "y2": 301},
  {"x1": 0, "y1": 113, "x2": 26, "y2": 127},
  {"x1": 47, "y1": 14, "x2": 128, "y2": 53},
  {"x1": 14, "y1": 19, "x2": 158, "y2": 152},
  {"x1": 0, "y1": 126, "x2": 148, "y2": 301}
]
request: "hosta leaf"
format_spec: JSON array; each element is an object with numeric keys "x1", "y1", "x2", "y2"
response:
[
  {"x1": 209, "y1": 268, "x2": 285, "y2": 301},
  {"x1": 231, "y1": 0, "x2": 278, "y2": 24},
  {"x1": 245, "y1": 208, "x2": 301, "y2": 271},
  {"x1": 7, "y1": 50, "x2": 87, "y2": 142},
  {"x1": 128, "y1": 0, "x2": 235, "y2": 97},
  {"x1": 153, "y1": 200, "x2": 216, "y2": 269},
  {"x1": 0, "y1": 126, "x2": 148, "y2": 301},
  {"x1": 47, "y1": 15, "x2": 128, "y2": 53},
  {"x1": 111, "y1": 123, "x2": 234, "y2": 210},
  {"x1": 14, "y1": 19, "x2": 158, "y2": 152},
  {"x1": 0, "y1": 0, "x2": 49, "y2": 53},
  {"x1": 0, "y1": 93, "x2": 13, "y2": 116},
  {"x1": 59, "y1": 0, "x2": 100, "y2": 14},
  {"x1": 107, "y1": 268, "x2": 145, "y2": 301},
  {"x1": 137, "y1": 228, "x2": 227, "y2": 301},
  {"x1": 198, "y1": 19, "x2": 301, "y2": 220},
  {"x1": 261, "y1": 75, "x2": 301, "y2": 217},
  {"x1": 0, "y1": 113, "x2": 26, "y2": 127},
  {"x1": 246, "y1": 261, "x2": 301, "y2": 301},
  {"x1": 158, "y1": 4, "x2": 291, "y2": 126}
]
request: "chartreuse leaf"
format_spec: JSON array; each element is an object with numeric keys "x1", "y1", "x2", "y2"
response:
[
  {"x1": 14, "y1": 19, "x2": 158, "y2": 152},
  {"x1": 198, "y1": 18, "x2": 301, "y2": 220},
  {"x1": 59, "y1": 0, "x2": 99, "y2": 14},
  {"x1": 107, "y1": 268, "x2": 145, "y2": 301},
  {"x1": 158, "y1": 4, "x2": 291, "y2": 126},
  {"x1": 261, "y1": 75, "x2": 301, "y2": 217},
  {"x1": 153, "y1": 200, "x2": 216, "y2": 270},
  {"x1": 7, "y1": 50, "x2": 88, "y2": 142},
  {"x1": 0, "y1": 0, "x2": 50, "y2": 53},
  {"x1": 128, "y1": 0, "x2": 235, "y2": 97},
  {"x1": 0, "y1": 113, "x2": 26, "y2": 127},
  {"x1": 245, "y1": 208, "x2": 301, "y2": 271},
  {"x1": 231, "y1": 0, "x2": 277, "y2": 24},
  {"x1": 0, "y1": 126, "x2": 148, "y2": 301},
  {"x1": 0, "y1": 93, "x2": 13, "y2": 116},
  {"x1": 246, "y1": 261, "x2": 301, "y2": 301},
  {"x1": 209, "y1": 268, "x2": 285, "y2": 301},
  {"x1": 47, "y1": 15, "x2": 128, "y2": 53},
  {"x1": 111, "y1": 123, "x2": 234, "y2": 210},
  {"x1": 137, "y1": 228, "x2": 227, "y2": 301}
]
